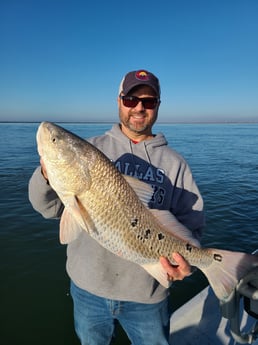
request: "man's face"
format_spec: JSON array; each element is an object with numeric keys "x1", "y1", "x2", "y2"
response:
[{"x1": 118, "y1": 85, "x2": 160, "y2": 139}]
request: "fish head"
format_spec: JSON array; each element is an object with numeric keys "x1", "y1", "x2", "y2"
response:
[{"x1": 36, "y1": 121, "x2": 93, "y2": 195}]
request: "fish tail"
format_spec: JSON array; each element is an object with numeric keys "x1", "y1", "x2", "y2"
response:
[{"x1": 201, "y1": 249, "x2": 258, "y2": 301}]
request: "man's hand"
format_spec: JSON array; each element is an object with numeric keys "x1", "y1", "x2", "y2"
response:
[{"x1": 160, "y1": 253, "x2": 192, "y2": 282}]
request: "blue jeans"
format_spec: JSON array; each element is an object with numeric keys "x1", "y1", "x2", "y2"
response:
[{"x1": 70, "y1": 280, "x2": 170, "y2": 345}]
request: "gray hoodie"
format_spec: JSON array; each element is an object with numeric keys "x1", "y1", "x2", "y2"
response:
[{"x1": 29, "y1": 124, "x2": 205, "y2": 304}]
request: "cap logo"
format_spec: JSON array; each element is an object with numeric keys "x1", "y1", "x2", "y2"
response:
[{"x1": 135, "y1": 70, "x2": 149, "y2": 81}]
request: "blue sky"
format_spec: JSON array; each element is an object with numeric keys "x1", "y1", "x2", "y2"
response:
[{"x1": 0, "y1": 0, "x2": 257, "y2": 123}]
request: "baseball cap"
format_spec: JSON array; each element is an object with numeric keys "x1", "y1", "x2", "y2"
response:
[{"x1": 119, "y1": 70, "x2": 160, "y2": 97}]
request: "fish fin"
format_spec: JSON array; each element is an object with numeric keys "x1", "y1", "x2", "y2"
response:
[
  {"x1": 123, "y1": 175, "x2": 154, "y2": 207},
  {"x1": 150, "y1": 209, "x2": 201, "y2": 248},
  {"x1": 60, "y1": 196, "x2": 96, "y2": 244},
  {"x1": 201, "y1": 249, "x2": 258, "y2": 301},
  {"x1": 141, "y1": 262, "x2": 172, "y2": 288},
  {"x1": 60, "y1": 207, "x2": 83, "y2": 244}
]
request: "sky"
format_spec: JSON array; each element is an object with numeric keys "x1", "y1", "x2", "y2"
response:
[{"x1": 0, "y1": 0, "x2": 258, "y2": 123}]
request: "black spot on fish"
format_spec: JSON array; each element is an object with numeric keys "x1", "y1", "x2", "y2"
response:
[
  {"x1": 186, "y1": 243, "x2": 192, "y2": 252},
  {"x1": 158, "y1": 233, "x2": 165, "y2": 241},
  {"x1": 213, "y1": 253, "x2": 223, "y2": 262},
  {"x1": 131, "y1": 218, "x2": 138, "y2": 227},
  {"x1": 144, "y1": 229, "x2": 151, "y2": 239},
  {"x1": 137, "y1": 234, "x2": 143, "y2": 241}
]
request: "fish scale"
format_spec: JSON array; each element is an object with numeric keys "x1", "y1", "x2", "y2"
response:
[
  {"x1": 81, "y1": 169, "x2": 211, "y2": 265},
  {"x1": 86, "y1": 155, "x2": 167, "y2": 256}
]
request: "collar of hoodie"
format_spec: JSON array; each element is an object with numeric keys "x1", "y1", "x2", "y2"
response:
[{"x1": 129, "y1": 139, "x2": 152, "y2": 165}]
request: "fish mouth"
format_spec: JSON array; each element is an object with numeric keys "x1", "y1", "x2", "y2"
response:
[{"x1": 36, "y1": 121, "x2": 52, "y2": 157}]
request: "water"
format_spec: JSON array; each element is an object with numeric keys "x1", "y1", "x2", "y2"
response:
[{"x1": 0, "y1": 122, "x2": 257, "y2": 345}]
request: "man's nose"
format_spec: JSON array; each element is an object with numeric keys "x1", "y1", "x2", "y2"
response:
[{"x1": 134, "y1": 100, "x2": 145, "y2": 111}]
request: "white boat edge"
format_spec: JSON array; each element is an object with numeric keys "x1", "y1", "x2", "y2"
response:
[{"x1": 169, "y1": 285, "x2": 258, "y2": 345}]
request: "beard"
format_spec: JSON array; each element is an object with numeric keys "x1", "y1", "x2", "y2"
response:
[{"x1": 119, "y1": 109, "x2": 157, "y2": 134}]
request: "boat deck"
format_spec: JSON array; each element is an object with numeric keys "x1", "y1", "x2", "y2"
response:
[{"x1": 170, "y1": 286, "x2": 258, "y2": 345}]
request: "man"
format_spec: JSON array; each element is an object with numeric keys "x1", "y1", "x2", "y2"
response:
[{"x1": 29, "y1": 69, "x2": 205, "y2": 345}]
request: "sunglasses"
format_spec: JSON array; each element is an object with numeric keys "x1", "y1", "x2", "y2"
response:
[{"x1": 120, "y1": 95, "x2": 160, "y2": 109}]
